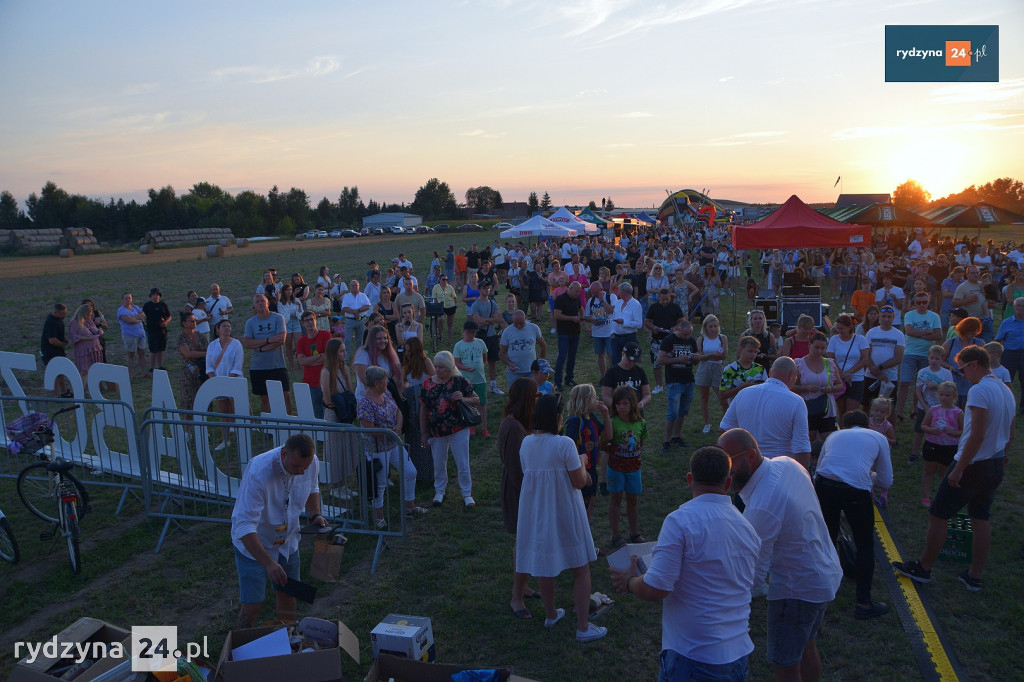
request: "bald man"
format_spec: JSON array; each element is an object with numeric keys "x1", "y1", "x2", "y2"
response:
[
  {"x1": 718, "y1": 428, "x2": 842, "y2": 682},
  {"x1": 719, "y1": 357, "x2": 811, "y2": 467}
]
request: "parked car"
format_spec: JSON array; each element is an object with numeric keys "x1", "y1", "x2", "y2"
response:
[
  {"x1": 390, "y1": 225, "x2": 406, "y2": 234},
  {"x1": 433, "y1": 224, "x2": 451, "y2": 233},
  {"x1": 316, "y1": 230, "x2": 328, "y2": 238},
  {"x1": 494, "y1": 222, "x2": 514, "y2": 231},
  {"x1": 328, "y1": 230, "x2": 343, "y2": 238},
  {"x1": 416, "y1": 226, "x2": 434, "y2": 234},
  {"x1": 360, "y1": 227, "x2": 371, "y2": 236},
  {"x1": 455, "y1": 223, "x2": 484, "y2": 232},
  {"x1": 404, "y1": 226, "x2": 418, "y2": 234},
  {"x1": 371, "y1": 226, "x2": 386, "y2": 235},
  {"x1": 339, "y1": 229, "x2": 360, "y2": 238},
  {"x1": 303, "y1": 231, "x2": 317, "y2": 239}
]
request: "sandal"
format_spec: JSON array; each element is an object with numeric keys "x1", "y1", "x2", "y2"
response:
[
  {"x1": 610, "y1": 535, "x2": 626, "y2": 549},
  {"x1": 629, "y1": 533, "x2": 647, "y2": 544},
  {"x1": 405, "y1": 506, "x2": 429, "y2": 517},
  {"x1": 375, "y1": 518, "x2": 387, "y2": 529}
]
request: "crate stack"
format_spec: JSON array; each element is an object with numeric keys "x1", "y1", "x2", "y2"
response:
[
  {"x1": 7, "y1": 228, "x2": 63, "y2": 253},
  {"x1": 61, "y1": 227, "x2": 101, "y2": 254},
  {"x1": 142, "y1": 228, "x2": 236, "y2": 248}
]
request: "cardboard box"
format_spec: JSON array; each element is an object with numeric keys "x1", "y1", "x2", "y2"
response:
[
  {"x1": 215, "y1": 620, "x2": 359, "y2": 682},
  {"x1": 370, "y1": 614, "x2": 434, "y2": 661},
  {"x1": 11, "y1": 618, "x2": 131, "y2": 682},
  {"x1": 362, "y1": 653, "x2": 540, "y2": 682}
]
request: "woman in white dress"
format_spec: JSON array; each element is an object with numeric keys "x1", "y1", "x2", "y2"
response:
[{"x1": 516, "y1": 394, "x2": 607, "y2": 642}]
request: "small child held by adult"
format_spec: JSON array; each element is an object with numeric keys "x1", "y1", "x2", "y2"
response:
[
  {"x1": 868, "y1": 397, "x2": 897, "y2": 508},
  {"x1": 911, "y1": 345, "x2": 954, "y2": 464}
]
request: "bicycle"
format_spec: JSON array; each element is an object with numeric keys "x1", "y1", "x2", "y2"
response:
[
  {"x1": 6, "y1": 405, "x2": 90, "y2": 574},
  {"x1": 0, "y1": 503, "x2": 18, "y2": 564},
  {"x1": 424, "y1": 297, "x2": 446, "y2": 353}
]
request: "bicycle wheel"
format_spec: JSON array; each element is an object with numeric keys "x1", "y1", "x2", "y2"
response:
[
  {"x1": 17, "y1": 464, "x2": 89, "y2": 525},
  {"x1": 0, "y1": 517, "x2": 19, "y2": 564},
  {"x1": 63, "y1": 502, "x2": 81, "y2": 574},
  {"x1": 17, "y1": 462, "x2": 59, "y2": 523}
]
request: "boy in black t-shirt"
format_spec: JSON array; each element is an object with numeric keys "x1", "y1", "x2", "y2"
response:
[
  {"x1": 657, "y1": 320, "x2": 698, "y2": 451},
  {"x1": 644, "y1": 288, "x2": 685, "y2": 395},
  {"x1": 141, "y1": 288, "x2": 172, "y2": 372},
  {"x1": 600, "y1": 342, "x2": 650, "y2": 409}
]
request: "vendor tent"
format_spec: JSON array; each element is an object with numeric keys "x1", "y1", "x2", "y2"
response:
[
  {"x1": 500, "y1": 215, "x2": 577, "y2": 239},
  {"x1": 636, "y1": 212, "x2": 659, "y2": 224},
  {"x1": 577, "y1": 207, "x2": 608, "y2": 226},
  {"x1": 547, "y1": 206, "x2": 598, "y2": 234},
  {"x1": 732, "y1": 195, "x2": 871, "y2": 249},
  {"x1": 821, "y1": 203, "x2": 931, "y2": 228}
]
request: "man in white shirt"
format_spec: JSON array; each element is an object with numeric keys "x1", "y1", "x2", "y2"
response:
[
  {"x1": 815, "y1": 411, "x2": 892, "y2": 620},
  {"x1": 875, "y1": 273, "x2": 905, "y2": 326},
  {"x1": 719, "y1": 357, "x2": 811, "y2": 468},
  {"x1": 610, "y1": 282, "x2": 644, "y2": 366},
  {"x1": 329, "y1": 275, "x2": 350, "y2": 312},
  {"x1": 610, "y1": 446, "x2": 761, "y2": 681},
  {"x1": 719, "y1": 429, "x2": 843, "y2": 682},
  {"x1": 491, "y1": 241, "x2": 508, "y2": 284},
  {"x1": 865, "y1": 306, "x2": 905, "y2": 403},
  {"x1": 192, "y1": 298, "x2": 211, "y2": 335},
  {"x1": 231, "y1": 434, "x2": 326, "y2": 627},
  {"x1": 206, "y1": 283, "x2": 234, "y2": 339},
  {"x1": 341, "y1": 281, "x2": 371, "y2": 360},
  {"x1": 893, "y1": 346, "x2": 1014, "y2": 591},
  {"x1": 364, "y1": 270, "x2": 382, "y2": 307},
  {"x1": 396, "y1": 253, "x2": 413, "y2": 270}
]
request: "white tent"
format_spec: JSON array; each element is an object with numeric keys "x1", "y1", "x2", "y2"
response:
[
  {"x1": 500, "y1": 215, "x2": 577, "y2": 239},
  {"x1": 547, "y1": 206, "x2": 598, "y2": 234}
]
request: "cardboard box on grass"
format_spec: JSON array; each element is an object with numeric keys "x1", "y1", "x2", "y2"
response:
[
  {"x1": 215, "y1": 618, "x2": 359, "y2": 682},
  {"x1": 370, "y1": 614, "x2": 434, "y2": 661},
  {"x1": 10, "y1": 617, "x2": 131, "y2": 682},
  {"x1": 363, "y1": 653, "x2": 540, "y2": 682}
]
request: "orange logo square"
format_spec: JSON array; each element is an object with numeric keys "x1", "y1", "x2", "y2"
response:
[{"x1": 946, "y1": 41, "x2": 971, "y2": 66}]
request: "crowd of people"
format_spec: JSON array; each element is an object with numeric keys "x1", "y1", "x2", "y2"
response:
[{"x1": 36, "y1": 224, "x2": 1021, "y2": 679}]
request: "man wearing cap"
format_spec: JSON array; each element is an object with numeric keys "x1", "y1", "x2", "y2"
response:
[
  {"x1": 610, "y1": 282, "x2": 644, "y2": 366},
  {"x1": 341, "y1": 281, "x2": 371, "y2": 361},
  {"x1": 500, "y1": 309, "x2": 547, "y2": 387},
  {"x1": 141, "y1": 287, "x2": 171, "y2": 374},
  {"x1": 601, "y1": 342, "x2": 652, "y2": 410},
  {"x1": 864, "y1": 306, "x2": 905, "y2": 408},
  {"x1": 193, "y1": 297, "x2": 211, "y2": 336},
  {"x1": 530, "y1": 358, "x2": 554, "y2": 395}
]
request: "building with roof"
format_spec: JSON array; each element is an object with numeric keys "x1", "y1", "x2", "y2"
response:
[
  {"x1": 834, "y1": 193, "x2": 891, "y2": 209},
  {"x1": 362, "y1": 212, "x2": 422, "y2": 229}
]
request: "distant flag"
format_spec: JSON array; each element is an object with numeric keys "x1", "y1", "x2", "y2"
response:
[{"x1": 833, "y1": 176, "x2": 841, "y2": 188}]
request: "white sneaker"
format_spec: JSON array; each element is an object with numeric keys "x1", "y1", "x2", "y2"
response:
[
  {"x1": 489, "y1": 381, "x2": 505, "y2": 395},
  {"x1": 432, "y1": 493, "x2": 444, "y2": 507},
  {"x1": 651, "y1": 385, "x2": 664, "y2": 395},
  {"x1": 214, "y1": 441, "x2": 227, "y2": 451},
  {"x1": 702, "y1": 424, "x2": 711, "y2": 434},
  {"x1": 464, "y1": 496, "x2": 476, "y2": 507},
  {"x1": 333, "y1": 486, "x2": 354, "y2": 501},
  {"x1": 576, "y1": 623, "x2": 607, "y2": 642}
]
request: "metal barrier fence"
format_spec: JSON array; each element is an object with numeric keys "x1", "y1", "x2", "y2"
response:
[
  {"x1": 138, "y1": 408, "x2": 412, "y2": 573},
  {"x1": 1, "y1": 394, "x2": 143, "y2": 515}
]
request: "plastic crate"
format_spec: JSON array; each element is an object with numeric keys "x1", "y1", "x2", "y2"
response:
[{"x1": 938, "y1": 513, "x2": 972, "y2": 563}]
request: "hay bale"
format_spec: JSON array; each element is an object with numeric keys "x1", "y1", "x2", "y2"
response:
[
  {"x1": 139, "y1": 244, "x2": 154, "y2": 254},
  {"x1": 236, "y1": 238, "x2": 248, "y2": 248},
  {"x1": 205, "y1": 244, "x2": 224, "y2": 258},
  {"x1": 59, "y1": 249, "x2": 74, "y2": 258},
  {"x1": 295, "y1": 234, "x2": 305, "y2": 241},
  {"x1": 219, "y1": 238, "x2": 230, "y2": 247}
]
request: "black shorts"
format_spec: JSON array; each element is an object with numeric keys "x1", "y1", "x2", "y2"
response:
[
  {"x1": 581, "y1": 465, "x2": 599, "y2": 500},
  {"x1": 483, "y1": 335, "x2": 500, "y2": 362},
  {"x1": 808, "y1": 413, "x2": 837, "y2": 434},
  {"x1": 929, "y1": 457, "x2": 1004, "y2": 521},
  {"x1": 843, "y1": 380, "x2": 865, "y2": 403},
  {"x1": 146, "y1": 330, "x2": 168, "y2": 353},
  {"x1": 922, "y1": 441, "x2": 957, "y2": 466},
  {"x1": 495, "y1": 262, "x2": 510, "y2": 271},
  {"x1": 249, "y1": 367, "x2": 290, "y2": 396},
  {"x1": 444, "y1": 306, "x2": 457, "y2": 318}
]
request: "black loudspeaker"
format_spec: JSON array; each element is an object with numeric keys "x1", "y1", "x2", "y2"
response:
[
  {"x1": 753, "y1": 298, "x2": 779, "y2": 323},
  {"x1": 781, "y1": 301, "x2": 822, "y2": 327}
]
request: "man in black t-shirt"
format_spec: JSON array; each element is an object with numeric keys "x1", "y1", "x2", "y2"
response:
[
  {"x1": 644, "y1": 288, "x2": 685, "y2": 395},
  {"x1": 657, "y1": 320, "x2": 699, "y2": 451},
  {"x1": 697, "y1": 238, "x2": 716, "y2": 267},
  {"x1": 600, "y1": 342, "x2": 651, "y2": 409},
  {"x1": 40, "y1": 303, "x2": 69, "y2": 397},
  {"x1": 141, "y1": 287, "x2": 172, "y2": 373},
  {"x1": 466, "y1": 245, "x2": 480, "y2": 276},
  {"x1": 553, "y1": 282, "x2": 583, "y2": 389}
]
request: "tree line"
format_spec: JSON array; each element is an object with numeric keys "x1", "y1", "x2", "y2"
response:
[{"x1": 0, "y1": 179, "x2": 565, "y2": 245}]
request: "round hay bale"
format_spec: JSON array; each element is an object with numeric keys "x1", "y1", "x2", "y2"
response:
[
  {"x1": 219, "y1": 238, "x2": 230, "y2": 247},
  {"x1": 205, "y1": 244, "x2": 224, "y2": 258},
  {"x1": 59, "y1": 249, "x2": 74, "y2": 258},
  {"x1": 139, "y1": 244, "x2": 154, "y2": 255},
  {"x1": 236, "y1": 238, "x2": 248, "y2": 248},
  {"x1": 295, "y1": 234, "x2": 305, "y2": 241}
]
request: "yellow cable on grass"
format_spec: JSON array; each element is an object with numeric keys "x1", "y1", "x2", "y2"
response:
[{"x1": 874, "y1": 506, "x2": 959, "y2": 681}]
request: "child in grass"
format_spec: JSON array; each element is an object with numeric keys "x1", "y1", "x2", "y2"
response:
[
  {"x1": 911, "y1": 345, "x2": 953, "y2": 463},
  {"x1": 868, "y1": 397, "x2": 896, "y2": 508},
  {"x1": 605, "y1": 386, "x2": 648, "y2": 549},
  {"x1": 919, "y1": 382, "x2": 963, "y2": 508}
]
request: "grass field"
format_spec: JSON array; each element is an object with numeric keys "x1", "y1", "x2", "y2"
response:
[{"x1": 1, "y1": 227, "x2": 1022, "y2": 681}]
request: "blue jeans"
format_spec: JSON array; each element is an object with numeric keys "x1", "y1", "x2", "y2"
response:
[
  {"x1": 309, "y1": 386, "x2": 325, "y2": 420},
  {"x1": 554, "y1": 334, "x2": 580, "y2": 385},
  {"x1": 666, "y1": 382, "x2": 695, "y2": 421},
  {"x1": 659, "y1": 649, "x2": 748, "y2": 682},
  {"x1": 980, "y1": 317, "x2": 994, "y2": 343}
]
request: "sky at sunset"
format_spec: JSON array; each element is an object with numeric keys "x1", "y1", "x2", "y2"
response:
[{"x1": 1, "y1": 0, "x2": 1021, "y2": 209}]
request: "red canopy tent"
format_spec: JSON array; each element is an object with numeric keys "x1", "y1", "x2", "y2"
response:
[{"x1": 732, "y1": 195, "x2": 872, "y2": 249}]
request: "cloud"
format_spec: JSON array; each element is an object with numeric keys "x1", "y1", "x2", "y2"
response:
[
  {"x1": 458, "y1": 129, "x2": 506, "y2": 138},
  {"x1": 577, "y1": 88, "x2": 608, "y2": 97},
  {"x1": 606, "y1": 142, "x2": 635, "y2": 148},
  {"x1": 122, "y1": 82, "x2": 158, "y2": 96},
  {"x1": 619, "y1": 111, "x2": 652, "y2": 118},
  {"x1": 705, "y1": 130, "x2": 788, "y2": 146},
  {"x1": 211, "y1": 55, "x2": 341, "y2": 84},
  {"x1": 929, "y1": 78, "x2": 1024, "y2": 104},
  {"x1": 719, "y1": 76, "x2": 735, "y2": 82},
  {"x1": 831, "y1": 115, "x2": 1024, "y2": 140}
]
